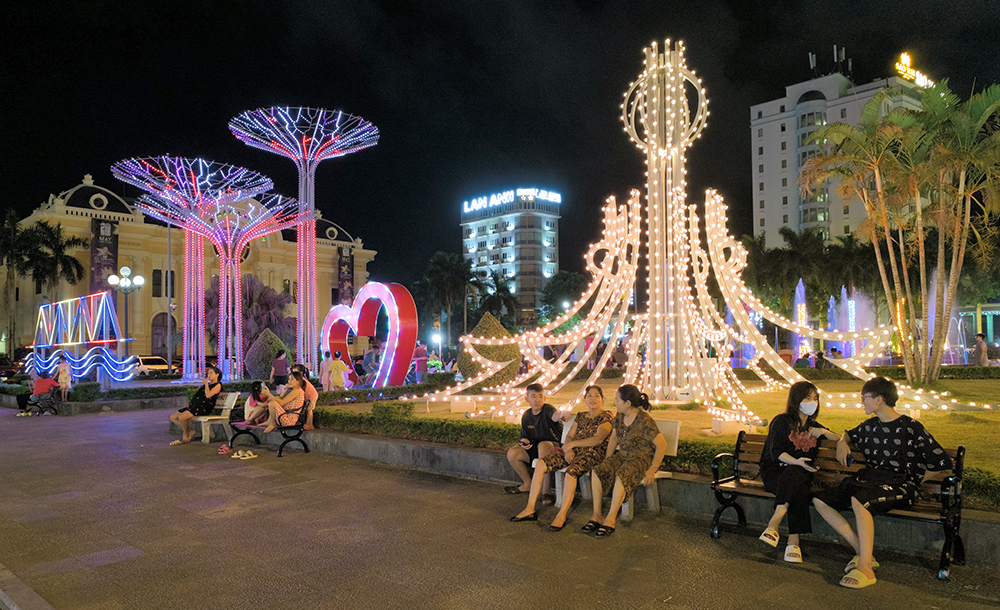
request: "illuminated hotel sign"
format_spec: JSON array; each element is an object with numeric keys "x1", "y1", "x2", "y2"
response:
[
  {"x1": 463, "y1": 188, "x2": 562, "y2": 213},
  {"x1": 895, "y1": 52, "x2": 934, "y2": 88}
]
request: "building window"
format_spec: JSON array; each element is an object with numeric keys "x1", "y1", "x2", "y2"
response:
[
  {"x1": 152, "y1": 269, "x2": 162, "y2": 298},
  {"x1": 36, "y1": 280, "x2": 42, "y2": 295},
  {"x1": 757, "y1": 128, "x2": 763, "y2": 137},
  {"x1": 758, "y1": 146, "x2": 763, "y2": 155},
  {"x1": 759, "y1": 200, "x2": 765, "y2": 209},
  {"x1": 757, "y1": 110, "x2": 762, "y2": 119},
  {"x1": 282, "y1": 279, "x2": 290, "y2": 294},
  {"x1": 167, "y1": 270, "x2": 174, "y2": 298},
  {"x1": 843, "y1": 204, "x2": 850, "y2": 215},
  {"x1": 759, "y1": 218, "x2": 765, "y2": 227},
  {"x1": 781, "y1": 178, "x2": 788, "y2": 187},
  {"x1": 780, "y1": 105, "x2": 785, "y2": 112},
  {"x1": 477, "y1": 240, "x2": 486, "y2": 249},
  {"x1": 781, "y1": 141, "x2": 786, "y2": 151},
  {"x1": 782, "y1": 196, "x2": 788, "y2": 205},
  {"x1": 844, "y1": 225, "x2": 851, "y2": 235},
  {"x1": 841, "y1": 108, "x2": 847, "y2": 119},
  {"x1": 781, "y1": 160, "x2": 787, "y2": 169},
  {"x1": 780, "y1": 123, "x2": 786, "y2": 132},
  {"x1": 783, "y1": 215, "x2": 788, "y2": 223},
  {"x1": 758, "y1": 182, "x2": 764, "y2": 192},
  {"x1": 758, "y1": 164, "x2": 764, "y2": 173},
  {"x1": 15, "y1": 287, "x2": 18, "y2": 302}
]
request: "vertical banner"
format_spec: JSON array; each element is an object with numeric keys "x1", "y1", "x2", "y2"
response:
[
  {"x1": 89, "y1": 219, "x2": 119, "y2": 294},
  {"x1": 337, "y1": 246, "x2": 354, "y2": 306}
]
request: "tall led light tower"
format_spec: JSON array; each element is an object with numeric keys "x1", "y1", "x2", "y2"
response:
[
  {"x1": 111, "y1": 156, "x2": 276, "y2": 380},
  {"x1": 622, "y1": 40, "x2": 710, "y2": 402},
  {"x1": 229, "y1": 107, "x2": 379, "y2": 370}
]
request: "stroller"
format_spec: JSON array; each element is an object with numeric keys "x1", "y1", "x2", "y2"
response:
[{"x1": 16, "y1": 386, "x2": 60, "y2": 416}]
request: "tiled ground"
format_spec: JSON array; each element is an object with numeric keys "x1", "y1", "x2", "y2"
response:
[{"x1": 1, "y1": 407, "x2": 999, "y2": 610}]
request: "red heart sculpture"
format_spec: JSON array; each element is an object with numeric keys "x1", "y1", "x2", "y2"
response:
[{"x1": 320, "y1": 282, "x2": 418, "y2": 388}]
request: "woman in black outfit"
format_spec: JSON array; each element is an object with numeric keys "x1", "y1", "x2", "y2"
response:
[
  {"x1": 758, "y1": 381, "x2": 840, "y2": 562},
  {"x1": 169, "y1": 365, "x2": 223, "y2": 445}
]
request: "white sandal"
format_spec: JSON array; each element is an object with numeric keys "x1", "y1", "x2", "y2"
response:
[
  {"x1": 784, "y1": 545, "x2": 803, "y2": 563},
  {"x1": 231, "y1": 450, "x2": 247, "y2": 459},
  {"x1": 845, "y1": 555, "x2": 880, "y2": 572},
  {"x1": 758, "y1": 527, "x2": 779, "y2": 547}
]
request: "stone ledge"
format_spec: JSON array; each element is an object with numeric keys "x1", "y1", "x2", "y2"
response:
[{"x1": 3, "y1": 393, "x2": 188, "y2": 415}]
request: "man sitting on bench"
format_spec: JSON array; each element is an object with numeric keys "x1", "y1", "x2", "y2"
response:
[
  {"x1": 812, "y1": 376, "x2": 953, "y2": 589},
  {"x1": 504, "y1": 384, "x2": 564, "y2": 500}
]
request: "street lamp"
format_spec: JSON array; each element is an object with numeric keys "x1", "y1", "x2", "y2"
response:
[{"x1": 108, "y1": 266, "x2": 144, "y2": 355}]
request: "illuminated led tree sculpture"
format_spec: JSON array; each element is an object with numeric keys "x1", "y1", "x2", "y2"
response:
[
  {"x1": 229, "y1": 107, "x2": 379, "y2": 369},
  {"x1": 111, "y1": 156, "x2": 305, "y2": 380}
]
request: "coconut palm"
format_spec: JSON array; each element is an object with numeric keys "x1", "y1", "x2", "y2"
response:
[
  {"x1": 422, "y1": 251, "x2": 477, "y2": 348},
  {"x1": 0, "y1": 210, "x2": 42, "y2": 355},
  {"x1": 28, "y1": 221, "x2": 89, "y2": 302},
  {"x1": 477, "y1": 269, "x2": 520, "y2": 326},
  {"x1": 205, "y1": 274, "x2": 295, "y2": 357}
]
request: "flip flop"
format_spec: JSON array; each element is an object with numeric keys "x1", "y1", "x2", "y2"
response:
[
  {"x1": 503, "y1": 486, "x2": 528, "y2": 494},
  {"x1": 840, "y1": 568, "x2": 876, "y2": 589},
  {"x1": 231, "y1": 450, "x2": 247, "y2": 459},
  {"x1": 241, "y1": 451, "x2": 258, "y2": 460},
  {"x1": 169, "y1": 440, "x2": 184, "y2": 446},
  {"x1": 784, "y1": 545, "x2": 803, "y2": 563},
  {"x1": 845, "y1": 556, "x2": 880, "y2": 573},
  {"x1": 580, "y1": 520, "x2": 601, "y2": 533},
  {"x1": 594, "y1": 525, "x2": 615, "y2": 538},
  {"x1": 541, "y1": 494, "x2": 556, "y2": 506},
  {"x1": 758, "y1": 527, "x2": 779, "y2": 548},
  {"x1": 217, "y1": 445, "x2": 233, "y2": 455}
]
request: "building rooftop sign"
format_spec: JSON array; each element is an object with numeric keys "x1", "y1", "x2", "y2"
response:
[
  {"x1": 463, "y1": 188, "x2": 561, "y2": 213},
  {"x1": 895, "y1": 53, "x2": 934, "y2": 88}
]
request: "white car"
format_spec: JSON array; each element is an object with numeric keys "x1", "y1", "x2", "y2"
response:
[{"x1": 135, "y1": 356, "x2": 170, "y2": 376}]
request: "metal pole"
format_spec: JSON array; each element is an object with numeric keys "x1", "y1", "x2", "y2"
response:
[
  {"x1": 167, "y1": 222, "x2": 172, "y2": 373},
  {"x1": 124, "y1": 292, "x2": 129, "y2": 356}
]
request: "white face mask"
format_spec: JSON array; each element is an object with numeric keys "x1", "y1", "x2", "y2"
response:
[{"x1": 799, "y1": 401, "x2": 818, "y2": 416}]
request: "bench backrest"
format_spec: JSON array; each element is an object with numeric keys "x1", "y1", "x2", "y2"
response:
[
  {"x1": 561, "y1": 414, "x2": 577, "y2": 445},
  {"x1": 216, "y1": 392, "x2": 238, "y2": 417},
  {"x1": 732, "y1": 431, "x2": 964, "y2": 499},
  {"x1": 656, "y1": 419, "x2": 681, "y2": 458}
]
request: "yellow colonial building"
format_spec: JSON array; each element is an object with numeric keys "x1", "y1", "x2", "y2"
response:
[{"x1": 2, "y1": 174, "x2": 375, "y2": 358}]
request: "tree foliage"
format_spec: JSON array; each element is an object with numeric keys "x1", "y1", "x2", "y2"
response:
[
  {"x1": 538, "y1": 270, "x2": 589, "y2": 319},
  {"x1": 205, "y1": 274, "x2": 295, "y2": 356},
  {"x1": 28, "y1": 221, "x2": 88, "y2": 301},
  {"x1": 457, "y1": 312, "x2": 520, "y2": 389},
  {"x1": 0, "y1": 210, "x2": 41, "y2": 355}
]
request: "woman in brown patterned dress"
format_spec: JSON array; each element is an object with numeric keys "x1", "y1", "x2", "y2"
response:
[
  {"x1": 510, "y1": 385, "x2": 614, "y2": 531},
  {"x1": 583, "y1": 384, "x2": 667, "y2": 538}
]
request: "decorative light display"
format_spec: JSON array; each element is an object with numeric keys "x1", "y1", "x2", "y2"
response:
[
  {"x1": 320, "y1": 282, "x2": 418, "y2": 388},
  {"x1": 26, "y1": 292, "x2": 138, "y2": 381},
  {"x1": 111, "y1": 156, "x2": 307, "y2": 380},
  {"x1": 230, "y1": 107, "x2": 379, "y2": 370}
]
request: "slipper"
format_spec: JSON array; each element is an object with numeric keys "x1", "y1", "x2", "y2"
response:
[
  {"x1": 547, "y1": 523, "x2": 565, "y2": 532},
  {"x1": 231, "y1": 450, "x2": 247, "y2": 459},
  {"x1": 169, "y1": 440, "x2": 184, "y2": 446},
  {"x1": 840, "y1": 568, "x2": 876, "y2": 589},
  {"x1": 845, "y1": 556, "x2": 880, "y2": 573},
  {"x1": 580, "y1": 520, "x2": 601, "y2": 533},
  {"x1": 541, "y1": 494, "x2": 556, "y2": 506},
  {"x1": 784, "y1": 545, "x2": 803, "y2": 563},
  {"x1": 503, "y1": 486, "x2": 528, "y2": 495},
  {"x1": 758, "y1": 527, "x2": 779, "y2": 548},
  {"x1": 594, "y1": 525, "x2": 615, "y2": 538},
  {"x1": 217, "y1": 445, "x2": 233, "y2": 455},
  {"x1": 241, "y1": 451, "x2": 258, "y2": 460}
]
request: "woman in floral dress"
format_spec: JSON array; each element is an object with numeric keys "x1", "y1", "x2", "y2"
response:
[
  {"x1": 584, "y1": 384, "x2": 667, "y2": 538},
  {"x1": 260, "y1": 371, "x2": 306, "y2": 432},
  {"x1": 509, "y1": 385, "x2": 614, "y2": 531}
]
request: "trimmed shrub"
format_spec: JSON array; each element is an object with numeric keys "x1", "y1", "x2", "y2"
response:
[
  {"x1": 457, "y1": 312, "x2": 520, "y2": 389},
  {"x1": 105, "y1": 386, "x2": 190, "y2": 400},
  {"x1": 245, "y1": 328, "x2": 286, "y2": 381},
  {"x1": 427, "y1": 372, "x2": 456, "y2": 389},
  {"x1": 68, "y1": 382, "x2": 102, "y2": 402},
  {"x1": 0, "y1": 383, "x2": 30, "y2": 396}
]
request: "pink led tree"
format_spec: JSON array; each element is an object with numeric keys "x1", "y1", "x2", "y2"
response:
[
  {"x1": 229, "y1": 107, "x2": 379, "y2": 369},
  {"x1": 112, "y1": 156, "x2": 306, "y2": 380}
]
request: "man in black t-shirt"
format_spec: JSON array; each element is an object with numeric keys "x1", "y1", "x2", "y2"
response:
[{"x1": 504, "y1": 383, "x2": 563, "y2": 498}]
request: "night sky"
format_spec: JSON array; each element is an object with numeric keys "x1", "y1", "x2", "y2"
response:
[{"x1": 5, "y1": 1, "x2": 999, "y2": 286}]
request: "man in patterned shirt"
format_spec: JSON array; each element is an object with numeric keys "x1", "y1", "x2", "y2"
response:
[{"x1": 813, "y1": 376, "x2": 953, "y2": 589}]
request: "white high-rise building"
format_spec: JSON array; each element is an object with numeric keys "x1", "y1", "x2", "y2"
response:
[
  {"x1": 750, "y1": 70, "x2": 923, "y2": 243},
  {"x1": 460, "y1": 188, "x2": 561, "y2": 322}
]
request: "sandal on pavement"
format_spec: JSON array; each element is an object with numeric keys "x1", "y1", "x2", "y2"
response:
[
  {"x1": 503, "y1": 486, "x2": 528, "y2": 495},
  {"x1": 541, "y1": 494, "x2": 556, "y2": 506},
  {"x1": 241, "y1": 451, "x2": 258, "y2": 460},
  {"x1": 580, "y1": 520, "x2": 601, "y2": 533},
  {"x1": 758, "y1": 527, "x2": 779, "y2": 548},
  {"x1": 231, "y1": 450, "x2": 247, "y2": 459},
  {"x1": 546, "y1": 523, "x2": 565, "y2": 532},
  {"x1": 508, "y1": 513, "x2": 537, "y2": 522},
  {"x1": 169, "y1": 440, "x2": 184, "y2": 446},
  {"x1": 594, "y1": 525, "x2": 615, "y2": 538},
  {"x1": 783, "y1": 545, "x2": 803, "y2": 563},
  {"x1": 217, "y1": 445, "x2": 233, "y2": 455},
  {"x1": 840, "y1": 568, "x2": 877, "y2": 589},
  {"x1": 845, "y1": 556, "x2": 880, "y2": 573}
]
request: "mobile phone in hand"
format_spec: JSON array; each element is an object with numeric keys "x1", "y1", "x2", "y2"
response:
[{"x1": 846, "y1": 454, "x2": 855, "y2": 467}]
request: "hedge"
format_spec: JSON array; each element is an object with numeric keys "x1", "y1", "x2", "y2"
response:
[
  {"x1": 0, "y1": 383, "x2": 30, "y2": 396},
  {"x1": 734, "y1": 364, "x2": 1000, "y2": 381}
]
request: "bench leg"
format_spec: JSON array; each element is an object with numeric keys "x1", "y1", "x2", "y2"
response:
[
  {"x1": 580, "y1": 473, "x2": 592, "y2": 501},
  {"x1": 200, "y1": 421, "x2": 213, "y2": 444},
  {"x1": 554, "y1": 471, "x2": 565, "y2": 508},
  {"x1": 277, "y1": 437, "x2": 309, "y2": 457},
  {"x1": 228, "y1": 429, "x2": 260, "y2": 448},
  {"x1": 644, "y1": 482, "x2": 660, "y2": 513},
  {"x1": 621, "y1": 490, "x2": 635, "y2": 522},
  {"x1": 710, "y1": 491, "x2": 746, "y2": 539},
  {"x1": 939, "y1": 511, "x2": 965, "y2": 580}
]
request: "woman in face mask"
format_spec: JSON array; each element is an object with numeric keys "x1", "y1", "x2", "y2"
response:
[{"x1": 758, "y1": 381, "x2": 841, "y2": 563}]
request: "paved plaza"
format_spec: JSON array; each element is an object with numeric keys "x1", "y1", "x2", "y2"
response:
[{"x1": 1, "y1": 408, "x2": 999, "y2": 610}]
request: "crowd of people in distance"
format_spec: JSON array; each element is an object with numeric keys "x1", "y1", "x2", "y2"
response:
[{"x1": 503, "y1": 376, "x2": 952, "y2": 590}]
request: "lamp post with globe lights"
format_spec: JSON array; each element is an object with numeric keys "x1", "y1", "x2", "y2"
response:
[{"x1": 108, "y1": 267, "x2": 144, "y2": 355}]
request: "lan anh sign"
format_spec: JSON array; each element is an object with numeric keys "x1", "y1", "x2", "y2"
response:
[
  {"x1": 895, "y1": 53, "x2": 934, "y2": 88},
  {"x1": 463, "y1": 188, "x2": 562, "y2": 213}
]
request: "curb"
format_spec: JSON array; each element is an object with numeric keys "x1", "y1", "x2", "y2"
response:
[{"x1": 0, "y1": 561, "x2": 56, "y2": 610}]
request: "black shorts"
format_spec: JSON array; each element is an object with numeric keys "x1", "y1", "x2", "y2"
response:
[
  {"x1": 816, "y1": 470, "x2": 912, "y2": 514},
  {"x1": 273, "y1": 375, "x2": 289, "y2": 385},
  {"x1": 518, "y1": 443, "x2": 560, "y2": 465}
]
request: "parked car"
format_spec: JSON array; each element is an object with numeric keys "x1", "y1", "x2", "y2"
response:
[
  {"x1": 135, "y1": 356, "x2": 170, "y2": 376},
  {"x1": 0, "y1": 357, "x2": 19, "y2": 381}
]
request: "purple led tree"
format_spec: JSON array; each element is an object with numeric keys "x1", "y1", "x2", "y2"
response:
[
  {"x1": 111, "y1": 157, "x2": 306, "y2": 380},
  {"x1": 229, "y1": 107, "x2": 379, "y2": 369}
]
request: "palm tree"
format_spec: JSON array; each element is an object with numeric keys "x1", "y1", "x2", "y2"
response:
[
  {"x1": 477, "y1": 270, "x2": 519, "y2": 326},
  {"x1": 29, "y1": 221, "x2": 89, "y2": 302},
  {"x1": 0, "y1": 210, "x2": 41, "y2": 355},
  {"x1": 422, "y1": 251, "x2": 476, "y2": 348},
  {"x1": 205, "y1": 274, "x2": 295, "y2": 356}
]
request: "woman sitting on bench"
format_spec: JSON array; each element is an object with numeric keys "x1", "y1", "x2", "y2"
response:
[
  {"x1": 758, "y1": 381, "x2": 840, "y2": 563},
  {"x1": 244, "y1": 381, "x2": 269, "y2": 425},
  {"x1": 583, "y1": 384, "x2": 667, "y2": 538},
  {"x1": 258, "y1": 370, "x2": 307, "y2": 433},
  {"x1": 169, "y1": 365, "x2": 222, "y2": 445}
]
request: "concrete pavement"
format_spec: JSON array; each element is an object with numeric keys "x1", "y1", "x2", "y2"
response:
[{"x1": 1, "y1": 407, "x2": 999, "y2": 610}]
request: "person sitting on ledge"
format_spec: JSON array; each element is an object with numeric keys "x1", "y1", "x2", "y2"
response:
[
  {"x1": 583, "y1": 384, "x2": 667, "y2": 538},
  {"x1": 504, "y1": 383, "x2": 564, "y2": 502},
  {"x1": 291, "y1": 364, "x2": 318, "y2": 430},
  {"x1": 17, "y1": 372, "x2": 60, "y2": 416},
  {"x1": 258, "y1": 370, "x2": 307, "y2": 433},
  {"x1": 169, "y1": 365, "x2": 222, "y2": 444},
  {"x1": 812, "y1": 376, "x2": 953, "y2": 589},
  {"x1": 509, "y1": 385, "x2": 613, "y2": 531},
  {"x1": 758, "y1": 381, "x2": 840, "y2": 563}
]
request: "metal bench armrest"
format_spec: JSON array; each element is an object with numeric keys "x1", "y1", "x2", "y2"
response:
[{"x1": 712, "y1": 452, "x2": 735, "y2": 485}]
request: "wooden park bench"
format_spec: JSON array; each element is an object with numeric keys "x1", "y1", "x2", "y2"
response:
[
  {"x1": 710, "y1": 431, "x2": 965, "y2": 580},
  {"x1": 228, "y1": 399, "x2": 311, "y2": 457}
]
